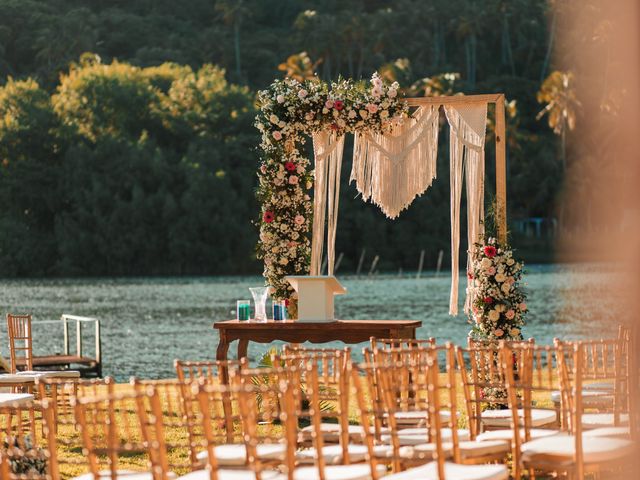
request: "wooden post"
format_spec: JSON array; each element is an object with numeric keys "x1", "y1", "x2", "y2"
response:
[
  {"x1": 334, "y1": 252, "x2": 344, "y2": 273},
  {"x1": 495, "y1": 95, "x2": 508, "y2": 244},
  {"x1": 356, "y1": 249, "x2": 366, "y2": 278},
  {"x1": 368, "y1": 255, "x2": 379, "y2": 276},
  {"x1": 416, "y1": 250, "x2": 425, "y2": 279},
  {"x1": 436, "y1": 249, "x2": 444, "y2": 276}
]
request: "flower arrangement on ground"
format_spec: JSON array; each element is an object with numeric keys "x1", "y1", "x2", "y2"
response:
[
  {"x1": 468, "y1": 236, "x2": 527, "y2": 341},
  {"x1": 255, "y1": 73, "x2": 407, "y2": 315}
]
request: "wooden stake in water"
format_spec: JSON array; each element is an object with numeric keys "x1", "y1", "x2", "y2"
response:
[
  {"x1": 436, "y1": 249, "x2": 444, "y2": 276},
  {"x1": 356, "y1": 249, "x2": 366, "y2": 278},
  {"x1": 416, "y1": 250, "x2": 425, "y2": 279},
  {"x1": 334, "y1": 252, "x2": 344, "y2": 273},
  {"x1": 368, "y1": 255, "x2": 379, "y2": 276}
]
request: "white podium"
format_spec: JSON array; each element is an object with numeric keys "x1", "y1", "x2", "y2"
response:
[{"x1": 285, "y1": 276, "x2": 347, "y2": 322}]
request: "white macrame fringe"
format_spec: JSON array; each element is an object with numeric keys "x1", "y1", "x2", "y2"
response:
[
  {"x1": 311, "y1": 131, "x2": 345, "y2": 276},
  {"x1": 350, "y1": 106, "x2": 439, "y2": 219},
  {"x1": 445, "y1": 104, "x2": 487, "y2": 316}
]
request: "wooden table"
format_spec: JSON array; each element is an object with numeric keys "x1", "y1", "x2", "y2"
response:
[{"x1": 214, "y1": 319, "x2": 422, "y2": 362}]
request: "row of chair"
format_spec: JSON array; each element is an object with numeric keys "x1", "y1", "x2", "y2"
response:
[{"x1": 0, "y1": 328, "x2": 636, "y2": 480}]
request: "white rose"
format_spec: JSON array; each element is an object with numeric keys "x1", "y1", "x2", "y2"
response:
[
  {"x1": 269, "y1": 114, "x2": 279, "y2": 124},
  {"x1": 359, "y1": 110, "x2": 369, "y2": 119},
  {"x1": 380, "y1": 110, "x2": 389, "y2": 119},
  {"x1": 501, "y1": 283, "x2": 511, "y2": 294},
  {"x1": 488, "y1": 310, "x2": 500, "y2": 322},
  {"x1": 388, "y1": 88, "x2": 397, "y2": 98},
  {"x1": 348, "y1": 110, "x2": 357, "y2": 119},
  {"x1": 495, "y1": 273, "x2": 506, "y2": 283},
  {"x1": 507, "y1": 258, "x2": 515, "y2": 266},
  {"x1": 276, "y1": 94, "x2": 285, "y2": 103},
  {"x1": 298, "y1": 89, "x2": 307, "y2": 98},
  {"x1": 481, "y1": 258, "x2": 492, "y2": 268}
]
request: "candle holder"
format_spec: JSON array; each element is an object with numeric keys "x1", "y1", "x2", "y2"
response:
[
  {"x1": 236, "y1": 300, "x2": 250, "y2": 321},
  {"x1": 272, "y1": 300, "x2": 287, "y2": 321},
  {"x1": 249, "y1": 287, "x2": 269, "y2": 322}
]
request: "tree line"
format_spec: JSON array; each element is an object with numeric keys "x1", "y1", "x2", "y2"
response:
[{"x1": 0, "y1": 0, "x2": 614, "y2": 275}]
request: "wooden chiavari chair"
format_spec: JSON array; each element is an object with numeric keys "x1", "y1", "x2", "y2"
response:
[
  {"x1": 497, "y1": 343, "x2": 567, "y2": 480},
  {"x1": 72, "y1": 386, "x2": 173, "y2": 480},
  {"x1": 353, "y1": 354, "x2": 509, "y2": 480},
  {"x1": 555, "y1": 336, "x2": 633, "y2": 440},
  {"x1": 131, "y1": 378, "x2": 201, "y2": 475},
  {"x1": 275, "y1": 347, "x2": 359, "y2": 444},
  {"x1": 6, "y1": 313, "x2": 80, "y2": 382},
  {"x1": 0, "y1": 398, "x2": 60, "y2": 480},
  {"x1": 374, "y1": 344, "x2": 511, "y2": 466},
  {"x1": 456, "y1": 340, "x2": 557, "y2": 437},
  {"x1": 516, "y1": 342, "x2": 636, "y2": 480},
  {"x1": 273, "y1": 348, "x2": 370, "y2": 466}
]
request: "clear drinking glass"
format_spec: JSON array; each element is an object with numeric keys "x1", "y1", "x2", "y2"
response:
[
  {"x1": 249, "y1": 287, "x2": 270, "y2": 322},
  {"x1": 236, "y1": 300, "x2": 250, "y2": 321}
]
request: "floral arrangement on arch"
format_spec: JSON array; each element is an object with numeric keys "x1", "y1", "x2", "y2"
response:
[
  {"x1": 255, "y1": 73, "x2": 408, "y2": 312},
  {"x1": 468, "y1": 236, "x2": 527, "y2": 341}
]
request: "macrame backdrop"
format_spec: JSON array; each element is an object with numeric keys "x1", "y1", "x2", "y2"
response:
[
  {"x1": 350, "y1": 106, "x2": 440, "y2": 219},
  {"x1": 311, "y1": 131, "x2": 345, "y2": 275},
  {"x1": 444, "y1": 104, "x2": 487, "y2": 315}
]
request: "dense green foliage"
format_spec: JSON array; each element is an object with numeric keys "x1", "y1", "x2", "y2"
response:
[{"x1": 0, "y1": 0, "x2": 602, "y2": 276}]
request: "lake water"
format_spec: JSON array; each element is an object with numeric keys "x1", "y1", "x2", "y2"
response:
[{"x1": 0, "y1": 264, "x2": 622, "y2": 381}]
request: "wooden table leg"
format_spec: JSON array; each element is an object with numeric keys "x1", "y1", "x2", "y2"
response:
[
  {"x1": 216, "y1": 331, "x2": 230, "y2": 385},
  {"x1": 238, "y1": 339, "x2": 249, "y2": 361}
]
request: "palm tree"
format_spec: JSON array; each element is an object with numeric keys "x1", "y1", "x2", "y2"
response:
[
  {"x1": 277, "y1": 52, "x2": 321, "y2": 82},
  {"x1": 537, "y1": 70, "x2": 581, "y2": 170}
]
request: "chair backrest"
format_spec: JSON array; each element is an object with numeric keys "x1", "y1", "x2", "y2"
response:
[
  {"x1": 353, "y1": 351, "x2": 446, "y2": 477},
  {"x1": 0, "y1": 398, "x2": 58, "y2": 480},
  {"x1": 370, "y1": 336, "x2": 436, "y2": 351},
  {"x1": 455, "y1": 342, "x2": 531, "y2": 438},
  {"x1": 36, "y1": 376, "x2": 114, "y2": 429},
  {"x1": 73, "y1": 387, "x2": 171, "y2": 480},
  {"x1": 6, "y1": 314, "x2": 33, "y2": 373},
  {"x1": 274, "y1": 348, "x2": 353, "y2": 463},
  {"x1": 174, "y1": 359, "x2": 244, "y2": 384},
  {"x1": 131, "y1": 378, "x2": 199, "y2": 474}
]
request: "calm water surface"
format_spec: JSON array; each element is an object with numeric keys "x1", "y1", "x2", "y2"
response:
[{"x1": 0, "y1": 264, "x2": 622, "y2": 380}]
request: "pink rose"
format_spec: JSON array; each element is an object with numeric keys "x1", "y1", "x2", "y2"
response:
[
  {"x1": 298, "y1": 89, "x2": 308, "y2": 98},
  {"x1": 388, "y1": 88, "x2": 398, "y2": 98},
  {"x1": 325, "y1": 99, "x2": 334, "y2": 109},
  {"x1": 272, "y1": 131, "x2": 282, "y2": 140},
  {"x1": 294, "y1": 215, "x2": 305, "y2": 225},
  {"x1": 519, "y1": 302, "x2": 527, "y2": 311},
  {"x1": 505, "y1": 309, "x2": 515, "y2": 320},
  {"x1": 260, "y1": 165, "x2": 267, "y2": 174},
  {"x1": 288, "y1": 175, "x2": 299, "y2": 185},
  {"x1": 366, "y1": 103, "x2": 379, "y2": 114},
  {"x1": 487, "y1": 266, "x2": 496, "y2": 275},
  {"x1": 494, "y1": 329, "x2": 504, "y2": 337}
]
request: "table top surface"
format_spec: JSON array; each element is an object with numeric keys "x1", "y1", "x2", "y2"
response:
[
  {"x1": 214, "y1": 319, "x2": 422, "y2": 330},
  {"x1": 0, "y1": 392, "x2": 34, "y2": 406}
]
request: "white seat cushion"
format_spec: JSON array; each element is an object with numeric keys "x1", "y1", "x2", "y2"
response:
[
  {"x1": 73, "y1": 471, "x2": 172, "y2": 480},
  {"x1": 0, "y1": 392, "x2": 34, "y2": 407},
  {"x1": 388, "y1": 410, "x2": 454, "y2": 426},
  {"x1": 296, "y1": 444, "x2": 369, "y2": 464},
  {"x1": 299, "y1": 424, "x2": 389, "y2": 442},
  {"x1": 179, "y1": 469, "x2": 284, "y2": 480},
  {"x1": 581, "y1": 413, "x2": 630, "y2": 429},
  {"x1": 18, "y1": 370, "x2": 81, "y2": 378},
  {"x1": 293, "y1": 463, "x2": 387, "y2": 480},
  {"x1": 196, "y1": 443, "x2": 286, "y2": 466},
  {"x1": 384, "y1": 461, "x2": 508, "y2": 480},
  {"x1": 583, "y1": 427, "x2": 630, "y2": 439},
  {"x1": 550, "y1": 389, "x2": 612, "y2": 405},
  {"x1": 0, "y1": 374, "x2": 36, "y2": 384},
  {"x1": 381, "y1": 428, "x2": 470, "y2": 446},
  {"x1": 476, "y1": 428, "x2": 562, "y2": 442},
  {"x1": 400, "y1": 440, "x2": 509, "y2": 461},
  {"x1": 522, "y1": 435, "x2": 635, "y2": 464},
  {"x1": 481, "y1": 408, "x2": 556, "y2": 427}
]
